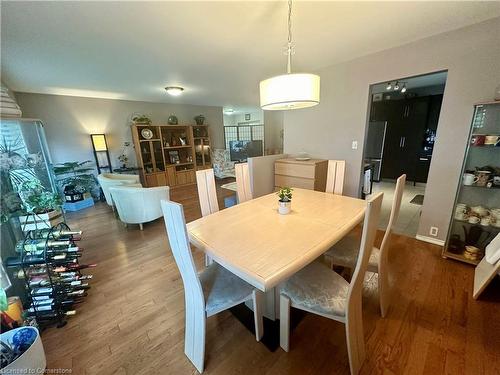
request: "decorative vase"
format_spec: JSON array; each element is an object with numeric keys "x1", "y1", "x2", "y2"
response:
[
  {"x1": 278, "y1": 200, "x2": 291, "y2": 215},
  {"x1": 168, "y1": 115, "x2": 178, "y2": 125},
  {"x1": 194, "y1": 115, "x2": 205, "y2": 125}
]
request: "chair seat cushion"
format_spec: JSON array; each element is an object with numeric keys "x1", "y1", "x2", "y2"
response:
[
  {"x1": 281, "y1": 262, "x2": 349, "y2": 317},
  {"x1": 199, "y1": 263, "x2": 254, "y2": 316},
  {"x1": 325, "y1": 233, "x2": 379, "y2": 270}
]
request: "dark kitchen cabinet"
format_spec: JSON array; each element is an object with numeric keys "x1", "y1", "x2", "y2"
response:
[{"x1": 381, "y1": 97, "x2": 430, "y2": 181}]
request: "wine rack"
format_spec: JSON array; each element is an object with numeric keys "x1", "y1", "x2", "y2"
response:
[{"x1": 5, "y1": 223, "x2": 94, "y2": 328}]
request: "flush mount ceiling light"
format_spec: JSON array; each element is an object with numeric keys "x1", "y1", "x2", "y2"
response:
[
  {"x1": 224, "y1": 109, "x2": 234, "y2": 115},
  {"x1": 165, "y1": 86, "x2": 184, "y2": 96},
  {"x1": 259, "y1": 0, "x2": 320, "y2": 111}
]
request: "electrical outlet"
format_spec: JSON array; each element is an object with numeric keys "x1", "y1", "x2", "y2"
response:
[
  {"x1": 430, "y1": 227, "x2": 439, "y2": 237},
  {"x1": 351, "y1": 141, "x2": 358, "y2": 150}
]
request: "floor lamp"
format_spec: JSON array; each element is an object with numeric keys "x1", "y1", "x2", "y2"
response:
[{"x1": 90, "y1": 134, "x2": 112, "y2": 174}]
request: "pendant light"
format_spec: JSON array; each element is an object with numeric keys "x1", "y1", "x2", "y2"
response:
[{"x1": 259, "y1": 0, "x2": 320, "y2": 110}]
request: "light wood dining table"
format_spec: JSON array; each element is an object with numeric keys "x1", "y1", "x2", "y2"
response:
[{"x1": 187, "y1": 188, "x2": 366, "y2": 296}]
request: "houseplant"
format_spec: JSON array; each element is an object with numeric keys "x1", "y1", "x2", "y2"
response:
[
  {"x1": 132, "y1": 114, "x2": 152, "y2": 125},
  {"x1": 53, "y1": 161, "x2": 98, "y2": 199},
  {"x1": 277, "y1": 187, "x2": 293, "y2": 215},
  {"x1": 17, "y1": 180, "x2": 63, "y2": 230}
]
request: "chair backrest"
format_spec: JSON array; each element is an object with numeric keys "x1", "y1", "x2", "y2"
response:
[
  {"x1": 196, "y1": 169, "x2": 219, "y2": 217},
  {"x1": 235, "y1": 162, "x2": 253, "y2": 203},
  {"x1": 347, "y1": 192, "x2": 383, "y2": 305},
  {"x1": 110, "y1": 186, "x2": 169, "y2": 223},
  {"x1": 325, "y1": 160, "x2": 345, "y2": 195},
  {"x1": 161, "y1": 200, "x2": 205, "y2": 307},
  {"x1": 97, "y1": 173, "x2": 141, "y2": 206},
  {"x1": 247, "y1": 154, "x2": 287, "y2": 198},
  {"x1": 378, "y1": 174, "x2": 406, "y2": 255}
]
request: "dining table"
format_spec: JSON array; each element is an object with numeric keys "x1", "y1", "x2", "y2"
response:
[{"x1": 187, "y1": 188, "x2": 366, "y2": 325}]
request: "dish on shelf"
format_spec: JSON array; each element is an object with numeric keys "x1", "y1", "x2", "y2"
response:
[{"x1": 141, "y1": 128, "x2": 154, "y2": 140}]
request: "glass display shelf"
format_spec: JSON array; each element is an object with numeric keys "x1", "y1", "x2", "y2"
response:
[{"x1": 443, "y1": 102, "x2": 500, "y2": 265}]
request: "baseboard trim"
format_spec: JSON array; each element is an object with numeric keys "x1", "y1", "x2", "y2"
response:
[{"x1": 416, "y1": 235, "x2": 445, "y2": 247}]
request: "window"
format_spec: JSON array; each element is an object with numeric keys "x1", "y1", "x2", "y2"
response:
[{"x1": 224, "y1": 124, "x2": 265, "y2": 150}]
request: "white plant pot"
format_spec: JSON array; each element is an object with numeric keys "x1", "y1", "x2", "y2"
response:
[
  {"x1": 18, "y1": 210, "x2": 63, "y2": 232},
  {"x1": 278, "y1": 201, "x2": 291, "y2": 215},
  {"x1": 0, "y1": 327, "x2": 46, "y2": 373}
]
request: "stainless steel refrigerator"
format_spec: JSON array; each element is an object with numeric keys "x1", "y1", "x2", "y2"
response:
[{"x1": 364, "y1": 121, "x2": 387, "y2": 182}]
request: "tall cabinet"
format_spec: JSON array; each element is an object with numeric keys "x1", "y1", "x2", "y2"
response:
[
  {"x1": 132, "y1": 124, "x2": 212, "y2": 188},
  {"x1": 443, "y1": 101, "x2": 500, "y2": 265},
  {"x1": 371, "y1": 95, "x2": 442, "y2": 183}
]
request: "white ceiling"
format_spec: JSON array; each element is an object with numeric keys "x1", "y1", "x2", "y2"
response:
[{"x1": 2, "y1": 1, "x2": 500, "y2": 110}]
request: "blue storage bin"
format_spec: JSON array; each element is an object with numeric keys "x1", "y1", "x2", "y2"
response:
[{"x1": 63, "y1": 197, "x2": 95, "y2": 212}]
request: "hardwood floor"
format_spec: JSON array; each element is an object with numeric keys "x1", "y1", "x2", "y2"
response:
[{"x1": 40, "y1": 183, "x2": 500, "y2": 375}]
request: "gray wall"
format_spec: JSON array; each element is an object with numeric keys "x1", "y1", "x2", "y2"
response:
[
  {"x1": 284, "y1": 17, "x2": 500, "y2": 242},
  {"x1": 15, "y1": 93, "x2": 224, "y2": 167},
  {"x1": 264, "y1": 111, "x2": 284, "y2": 152}
]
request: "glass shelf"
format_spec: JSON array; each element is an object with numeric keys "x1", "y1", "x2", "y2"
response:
[{"x1": 444, "y1": 102, "x2": 500, "y2": 265}]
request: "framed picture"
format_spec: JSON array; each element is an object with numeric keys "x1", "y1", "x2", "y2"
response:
[
  {"x1": 245, "y1": 113, "x2": 251, "y2": 121},
  {"x1": 168, "y1": 150, "x2": 180, "y2": 164}
]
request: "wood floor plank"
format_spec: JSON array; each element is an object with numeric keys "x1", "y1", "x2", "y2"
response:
[{"x1": 36, "y1": 182, "x2": 499, "y2": 375}]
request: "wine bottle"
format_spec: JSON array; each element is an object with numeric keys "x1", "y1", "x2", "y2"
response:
[
  {"x1": 27, "y1": 229, "x2": 82, "y2": 240},
  {"x1": 20, "y1": 246, "x2": 81, "y2": 256},
  {"x1": 25, "y1": 310, "x2": 76, "y2": 319},
  {"x1": 54, "y1": 263, "x2": 97, "y2": 272},
  {"x1": 16, "y1": 240, "x2": 72, "y2": 253}
]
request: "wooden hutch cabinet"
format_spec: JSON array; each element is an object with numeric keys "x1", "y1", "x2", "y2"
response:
[{"x1": 132, "y1": 124, "x2": 212, "y2": 188}]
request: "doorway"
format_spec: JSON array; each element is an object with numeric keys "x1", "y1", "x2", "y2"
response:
[{"x1": 362, "y1": 71, "x2": 447, "y2": 237}]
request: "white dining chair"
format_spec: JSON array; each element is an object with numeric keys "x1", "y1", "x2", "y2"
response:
[
  {"x1": 325, "y1": 160, "x2": 346, "y2": 195},
  {"x1": 235, "y1": 162, "x2": 253, "y2": 203},
  {"x1": 324, "y1": 174, "x2": 406, "y2": 317},
  {"x1": 196, "y1": 169, "x2": 219, "y2": 217},
  {"x1": 196, "y1": 169, "x2": 219, "y2": 266},
  {"x1": 161, "y1": 200, "x2": 263, "y2": 373},
  {"x1": 279, "y1": 192, "x2": 383, "y2": 375}
]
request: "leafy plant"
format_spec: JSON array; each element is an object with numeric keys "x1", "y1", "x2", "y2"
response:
[
  {"x1": 132, "y1": 115, "x2": 152, "y2": 125},
  {"x1": 18, "y1": 180, "x2": 62, "y2": 214},
  {"x1": 277, "y1": 187, "x2": 293, "y2": 202},
  {"x1": 53, "y1": 161, "x2": 98, "y2": 195}
]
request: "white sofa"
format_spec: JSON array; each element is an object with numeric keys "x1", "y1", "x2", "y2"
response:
[
  {"x1": 109, "y1": 186, "x2": 170, "y2": 230},
  {"x1": 97, "y1": 173, "x2": 141, "y2": 207}
]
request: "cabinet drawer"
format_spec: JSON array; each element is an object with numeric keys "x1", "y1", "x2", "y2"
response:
[
  {"x1": 275, "y1": 175, "x2": 315, "y2": 190},
  {"x1": 275, "y1": 162, "x2": 315, "y2": 179}
]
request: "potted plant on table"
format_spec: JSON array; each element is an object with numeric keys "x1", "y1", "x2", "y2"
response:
[
  {"x1": 53, "y1": 161, "x2": 98, "y2": 200},
  {"x1": 277, "y1": 187, "x2": 293, "y2": 215}
]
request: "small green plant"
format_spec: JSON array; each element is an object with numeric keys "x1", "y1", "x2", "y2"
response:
[
  {"x1": 277, "y1": 187, "x2": 293, "y2": 202},
  {"x1": 18, "y1": 180, "x2": 62, "y2": 214},
  {"x1": 53, "y1": 161, "x2": 98, "y2": 195},
  {"x1": 132, "y1": 115, "x2": 152, "y2": 125}
]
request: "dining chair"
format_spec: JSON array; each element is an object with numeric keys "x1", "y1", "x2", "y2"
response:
[
  {"x1": 325, "y1": 174, "x2": 406, "y2": 317},
  {"x1": 279, "y1": 192, "x2": 383, "y2": 375},
  {"x1": 325, "y1": 160, "x2": 346, "y2": 195},
  {"x1": 161, "y1": 200, "x2": 263, "y2": 373},
  {"x1": 196, "y1": 169, "x2": 219, "y2": 266},
  {"x1": 235, "y1": 162, "x2": 253, "y2": 203},
  {"x1": 196, "y1": 169, "x2": 219, "y2": 217}
]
